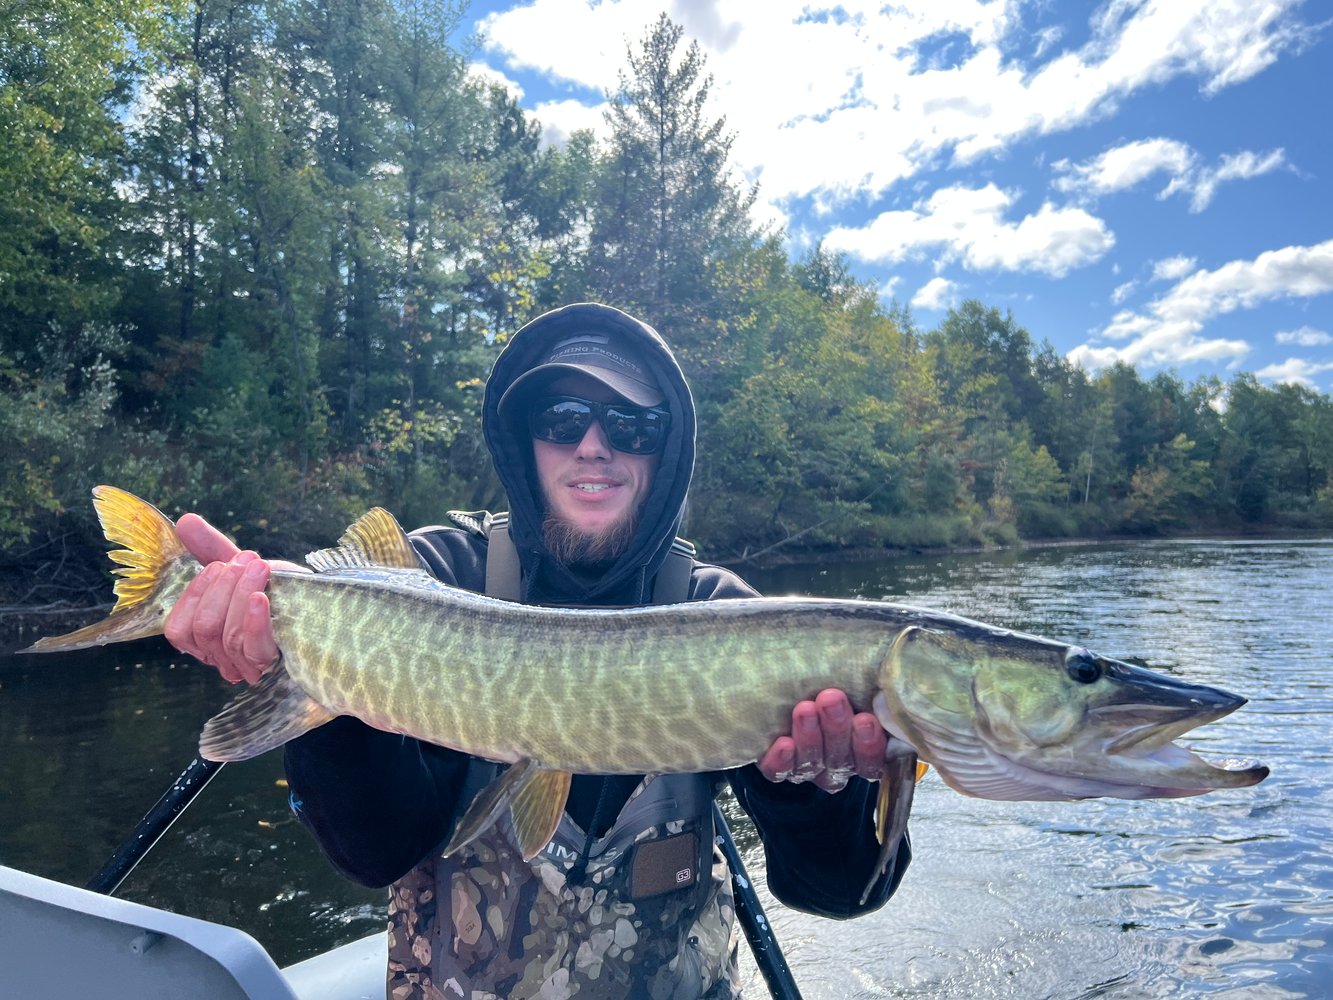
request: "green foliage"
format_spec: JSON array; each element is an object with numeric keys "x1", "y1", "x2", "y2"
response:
[
  {"x1": 0, "y1": 322, "x2": 207, "y2": 548},
  {"x1": 0, "y1": 356, "x2": 90, "y2": 545},
  {"x1": 0, "y1": 0, "x2": 180, "y2": 350},
  {"x1": 990, "y1": 430, "x2": 1072, "y2": 537},
  {"x1": 5, "y1": 7, "x2": 1333, "y2": 591},
  {"x1": 1122, "y1": 434, "x2": 1215, "y2": 530},
  {"x1": 584, "y1": 12, "x2": 759, "y2": 387}
]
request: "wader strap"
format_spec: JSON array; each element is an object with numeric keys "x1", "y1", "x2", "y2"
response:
[
  {"x1": 652, "y1": 537, "x2": 696, "y2": 605},
  {"x1": 485, "y1": 513, "x2": 524, "y2": 602},
  {"x1": 484, "y1": 513, "x2": 695, "y2": 605}
]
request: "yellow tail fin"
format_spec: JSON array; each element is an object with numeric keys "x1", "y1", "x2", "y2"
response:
[{"x1": 23, "y1": 486, "x2": 195, "y2": 652}]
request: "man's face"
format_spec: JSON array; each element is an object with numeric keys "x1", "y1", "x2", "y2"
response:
[{"x1": 531, "y1": 373, "x2": 660, "y2": 553}]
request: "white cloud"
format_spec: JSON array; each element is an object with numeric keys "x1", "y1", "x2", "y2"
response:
[
  {"x1": 467, "y1": 61, "x2": 523, "y2": 100},
  {"x1": 530, "y1": 99, "x2": 608, "y2": 147},
  {"x1": 1052, "y1": 138, "x2": 1193, "y2": 198},
  {"x1": 1054, "y1": 138, "x2": 1286, "y2": 212},
  {"x1": 1070, "y1": 239, "x2": 1333, "y2": 369},
  {"x1": 912, "y1": 277, "x2": 956, "y2": 311},
  {"x1": 1111, "y1": 280, "x2": 1137, "y2": 305},
  {"x1": 476, "y1": 0, "x2": 1309, "y2": 211},
  {"x1": 1276, "y1": 325, "x2": 1332, "y2": 346},
  {"x1": 1254, "y1": 358, "x2": 1333, "y2": 387},
  {"x1": 668, "y1": 0, "x2": 741, "y2": 51},
  {"x1": 479, "y1": 1, "x2": 643, "y2": 89},
  {"x1": 1185, "y1": 148, "x2": 1288, "y2": 211},
  {"x1": 1152, "y1": 256, "x2": 1197, "y2": 282},
  {"x1": 824, "y1": 183, "x2": 1114, "y2": 277}
]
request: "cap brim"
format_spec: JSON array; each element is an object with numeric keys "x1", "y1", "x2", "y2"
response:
[{"x1": 498, "y1": 362, "x2": 665, "y2": 416}]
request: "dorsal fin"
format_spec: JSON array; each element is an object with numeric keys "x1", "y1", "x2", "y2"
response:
[{"x1": 305, "y1": 507, "x2": 424, "y2": 573}]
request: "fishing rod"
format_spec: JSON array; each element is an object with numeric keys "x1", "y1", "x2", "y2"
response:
[
  {"x1": 86, "y1": 756, "x2": 224, "y2": 895},
  {"x1": 713, "y1": 801, "x2": 804, "y2": 1000}
]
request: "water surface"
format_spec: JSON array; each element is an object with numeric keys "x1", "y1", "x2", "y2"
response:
[
  {"x1": 1, "y1": 537, "x2": 1327, "y2": 996},
  {"x1": 748, "y1": 538, "x2": 1330, "y2": 998}
]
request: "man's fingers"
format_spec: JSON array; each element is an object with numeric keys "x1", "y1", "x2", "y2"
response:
[
  {"x1": 851, "y1": 714, "x2": 888, "y2": 781},
  {"x1": 814, "y1": 689, "x2": 854, "y2": 791},
  {"x1": 221, "y1": 555, "x2": 267, "y2": 661},
  {"x1": 189, "y1": 560, "x2": 243, "y2": 654},
  {"x1": 176, "y1": 513, "x2": 240, "y2": 565},
  {"x1": 757, "y1": 737, "x2": 797, "y2": 782},
  {"x1": 237, "y1": 592, "x2": 278, "y2": 686},
  {"x1": 164, "y1": 562, "x2": 214, "y2": 653},
  {"x1": 760, "y1": 691, "x2": 890, "y2": 790},
  {"x1": 162, "y1": 548, "x2": 278, "y2": 689},
  {"x1": 790, "y1": 701, "x2": 824, "y2": 782}
]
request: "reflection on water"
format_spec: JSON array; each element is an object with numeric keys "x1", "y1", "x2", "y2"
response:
[
  {"x1": 2, "y1": 537, "x2": 1330, "y2": 995},
  {"x1": 741, "y1": 538, "x2": 1333, "y2": 999},
  {"x1": 0, "y1": 642, "x2": 385, "y2": 965}
]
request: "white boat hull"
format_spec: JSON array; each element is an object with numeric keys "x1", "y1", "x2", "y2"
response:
[{"x1": 0, "y1": 865, "x2": 384, "y2": 1000}]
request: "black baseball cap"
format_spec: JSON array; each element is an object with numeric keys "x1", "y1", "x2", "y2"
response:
[{"x1": 498, "y1": 332, "x2": 666, "y2": 416}]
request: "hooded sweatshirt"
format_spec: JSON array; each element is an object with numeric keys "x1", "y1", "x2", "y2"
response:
[{"x1": 283, "y1": 304, "x2": 910, "y2": 997}]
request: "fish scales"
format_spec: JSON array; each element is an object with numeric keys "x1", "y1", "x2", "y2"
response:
[{"x1": 271, "y1": 570, "x2": 893, "y2": 774}]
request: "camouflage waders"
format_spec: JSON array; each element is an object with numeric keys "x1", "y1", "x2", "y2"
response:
[{"x1": 386, "y1": 767, "x2": 741, "y2": 1000}]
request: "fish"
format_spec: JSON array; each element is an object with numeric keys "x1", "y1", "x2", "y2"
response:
[{"x1": 26, "y1": 487, "x2": 1269, "y2": 901}]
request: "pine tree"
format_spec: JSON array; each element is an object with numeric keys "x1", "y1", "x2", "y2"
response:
[{"x1": 587, "y1": 13, "x2": 757, "y2": 379}]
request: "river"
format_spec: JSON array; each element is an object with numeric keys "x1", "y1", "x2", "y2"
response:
[{"x1": 1, "y1": 537, "x2": 1328, "y2": 998}]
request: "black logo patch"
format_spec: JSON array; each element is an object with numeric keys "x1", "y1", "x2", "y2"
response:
[{"x1": 629, "y1": 831, "x2": 699, "y2": 899}]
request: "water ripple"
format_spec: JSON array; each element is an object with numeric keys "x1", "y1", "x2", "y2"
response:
[{"x1": 742, "y1": 538, "x2": 1333, "y2": 999}]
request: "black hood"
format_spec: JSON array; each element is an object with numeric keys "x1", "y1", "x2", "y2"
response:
[{"x1": 482, "y1": 303, "x2": 696, "y2": 605}]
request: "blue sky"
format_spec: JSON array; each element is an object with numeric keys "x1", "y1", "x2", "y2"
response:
[{"x1": 457, "y1": 1, "x2": 1331, "y2": 390}]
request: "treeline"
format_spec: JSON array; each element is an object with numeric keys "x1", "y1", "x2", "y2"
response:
[{"x1": 4, "y1": 1, "x2": 1333, "y2": 603}]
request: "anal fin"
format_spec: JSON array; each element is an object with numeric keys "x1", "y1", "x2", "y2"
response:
[{"x1": 443, "y1": 759, "x2": 572, "y2": 862}]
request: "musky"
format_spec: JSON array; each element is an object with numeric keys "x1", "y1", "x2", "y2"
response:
[{"x1": 458, "y1": 1, "x2": 1331, "y2": 389}]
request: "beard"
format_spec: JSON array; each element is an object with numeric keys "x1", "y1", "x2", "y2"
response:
[{"x1": 541, "y1": 507, "x2": 641, "y2": 567}]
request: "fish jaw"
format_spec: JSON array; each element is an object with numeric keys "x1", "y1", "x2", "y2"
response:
[
  {"x1": 1058, "y1": 660, "x2": 1269, "y2": 796},
  {"x1": 876, "y1": 626, "x2": 1269, "y2": 801}
]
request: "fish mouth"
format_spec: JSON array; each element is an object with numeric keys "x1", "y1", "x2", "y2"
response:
[
  {"x1": 1087, "y1": 669, "x2": 1268, "y2": 791},
  {"x1": 1098, "y1": 703, "x2": 1237, "y2": 756},
  {"x1": 1097, "y1": 663, "x2": 1245, "y2": 755}
]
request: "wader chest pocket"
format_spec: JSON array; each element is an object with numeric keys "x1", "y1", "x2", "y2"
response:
[{"x1": 629, "y1": 831, "x2": 699, "y2": 899}]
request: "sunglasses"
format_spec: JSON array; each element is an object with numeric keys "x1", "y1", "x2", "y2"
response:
[{"x1": 529, "y1": 395, "x2": 671, "y2": 455}]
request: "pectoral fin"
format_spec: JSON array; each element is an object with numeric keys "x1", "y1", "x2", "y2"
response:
[
  {"x1": 199, "y1": 663, "x2": 337, "y2": 761},
  {"x1": 860, "y1": 741, "x2": 922, "y2": 906},
  {"x1": 875, "y1": 758, "x2": 929, "y2": 846},
  {"x1": 443, "y1": 758, "x2": 572, "y2": 862}
]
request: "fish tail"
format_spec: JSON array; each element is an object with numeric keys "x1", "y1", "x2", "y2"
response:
[{"x1": 23, "y1": 486, "x2": 195, "y2": 652}]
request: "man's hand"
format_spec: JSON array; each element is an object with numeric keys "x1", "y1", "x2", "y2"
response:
[
  {"x1": 163, "y1": 514, "x2": 298, "y2": 686},
  {"x1": 756, "y1": 688, "x2": 887, "y2": 792}
]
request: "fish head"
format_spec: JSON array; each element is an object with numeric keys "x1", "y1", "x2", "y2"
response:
[{"x1": 875, "y1": 625, "x2": 1269, "y2": 801}]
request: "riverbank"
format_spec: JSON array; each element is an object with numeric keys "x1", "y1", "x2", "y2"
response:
[{"x1": 8, "y1": 523, "x2": 1329, "y2": 655}]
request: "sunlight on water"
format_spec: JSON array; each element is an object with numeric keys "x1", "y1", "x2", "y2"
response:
[
  {"x1": 739, "y1": 538, "x2": 1333, "y2": 999},
  {"x1": 2, "y1": 538, "x2": 1330, "y2": 993}
]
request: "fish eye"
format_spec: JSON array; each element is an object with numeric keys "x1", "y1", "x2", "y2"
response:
[{"x1": 1065, "y1": 651, "x2": 1102, "y2": 684}]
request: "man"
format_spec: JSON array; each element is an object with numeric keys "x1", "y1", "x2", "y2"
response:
[{"x1": 165, "y1": 303, "x2": 910, "y2": 999}]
